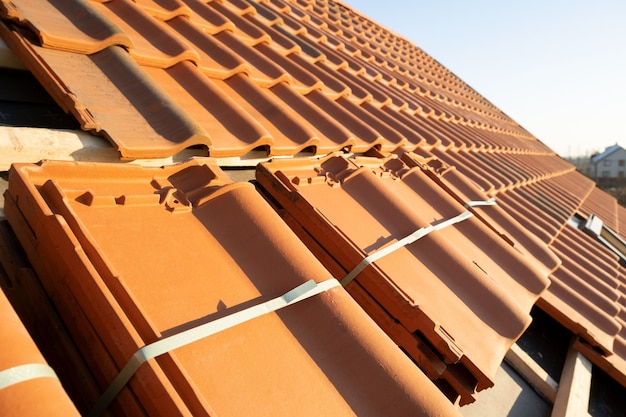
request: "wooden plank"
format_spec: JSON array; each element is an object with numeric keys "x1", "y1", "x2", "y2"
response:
[
  {"x1": 551, "y1": 345, "x2": 593, "y2": 417},
  {"x1": 0, "y1": 126, "x2": 206, "y2": 170},
  {"x1": 505, "y1": 343, "x2": 559, "y2": 404}
]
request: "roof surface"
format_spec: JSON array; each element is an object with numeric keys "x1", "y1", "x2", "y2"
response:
[
  {"x1": 1, "y1": 0, "x2": 626, "y2": 414},
  {"x1": 0, "y1": 0, "x2": 541, "y2": 159}
]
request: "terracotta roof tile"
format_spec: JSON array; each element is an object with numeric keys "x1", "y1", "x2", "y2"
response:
[
  {"x1": 540, "y1": 226, "x2": 622, "y2": 353},
  {"x1": 256, "y1": 153, "x2": 551, "y2": 402},
  {"x1": 3, "y1": 158, "x2": 461, "y2": 416},
  {"x1": 581, "y1": 186, "x2": 619, "y2": 232},
  {"x1": 0, "y1": 280, "x2": 80, "y2": 416},
  {"x1": 398, "y1": 151, "x2": 561, "y2": 277},
  {"x1": 0, "y1": 0, "x2": 133, "y2": 53},
  {"x1": 618, "y1": 205, "x2": 626, "y2": 237},
  {"x1": 0, "y1": 219, "x2": 115, "y2": 415}
]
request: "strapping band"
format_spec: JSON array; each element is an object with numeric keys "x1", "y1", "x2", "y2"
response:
[
  {"x1": 89, "y1": 278, "x2": 340, "y2": 417},
  {"x1": 465, "y1": 197, "x2": 497, "y2": 208},
  {"x1": 0, "y1": 363, "x2": 58, "y2": 390},
  {"x1": 341, "y1": 199, "x2": 496, "y2": 287}
]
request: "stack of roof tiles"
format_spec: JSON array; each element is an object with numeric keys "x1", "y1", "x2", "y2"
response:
[
  {"x1": 256, "y1": 153, "x2": 552, "y2": 403},
  {"x1": 3, "y1": 159, "x2": 462, "y2": 416},
  {"x1": 1, "y1": 0, "x2": 626, "y2": 414},
  {"x1": 0, "y1": 282, "x2": 80, "y2": 416}
]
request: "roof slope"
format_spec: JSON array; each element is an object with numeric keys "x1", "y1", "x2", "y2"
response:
[
  {"x1": 0, "y1": 0, "x2": 544, "y2": 159},
  {"x1": 2, "y1": 0, "x2": 626, "y2": 412}
]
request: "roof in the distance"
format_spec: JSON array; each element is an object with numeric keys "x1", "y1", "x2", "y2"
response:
[{"x1": 591, "y1": 144, "x2": 624, "y2": 164}]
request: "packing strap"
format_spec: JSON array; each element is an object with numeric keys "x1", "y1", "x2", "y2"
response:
[
  {"x1": 89, "y1": 278, "x2": 340, "y2": 417},
  {"x1": 341, "y1": 198, "x2": 497, "y2": 286},
  {"x1": 0, "y1": 363, "x2": 58, "y2": 390}
]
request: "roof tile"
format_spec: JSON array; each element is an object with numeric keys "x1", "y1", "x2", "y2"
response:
[
  {"x1": 0, "y1": 279, "x2": 80, "y2": 416},
  {"x1": 0, "y1": 0, "x2": 132, "y2": 53}
]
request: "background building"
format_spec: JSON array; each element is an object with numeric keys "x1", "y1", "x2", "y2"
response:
[{"x1": 590, "y1": 144, "x2": 626, "y2": 181}]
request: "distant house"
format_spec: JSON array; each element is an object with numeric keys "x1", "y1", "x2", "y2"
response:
[{"x1": 590, "y1": 144, "x2": 626, "y2": 180}]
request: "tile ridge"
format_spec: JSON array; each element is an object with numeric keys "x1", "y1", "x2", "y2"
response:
[{"x1": 0, "y1": 0, "x2": 134, "y2": 54}]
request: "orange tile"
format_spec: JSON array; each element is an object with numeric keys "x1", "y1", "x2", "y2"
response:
[
  {"x1": 573, "y1": 271, "x2": 626, "y2": 388},
  {"x1": 210, "y1": 30, "x2": 291, "y2": 87},
  {"x1": 95, "y1": 0, "x2": 199, "y2": 68},
  {"x1": 0, "y1": 0, "x2": 132, "y2": 53},
  {"x1": 0, "y1": 220, "x2": 115, "y2": 415},
  {"x1": 348, "y1": 282, "x2": 480, "y2": 406},
  {"x1": 0, "y1": 24, "x2": 211, "y2": 158},
  {"x1": 0, "y1": 284, "x2": 80, "y2": 416},
  {"x1": 581, "y1": 187, "x2": 619, "y2": 231},
  {"x1": 400, "y1": 151, "x2": 561, "y2": 277},
  {"x1": 267, "y1": 206, "x2": 480, "y2": 402},
  {"x1": 5, "y1": 159, "x2": 462, "y2": 417},
  {"x1": 143, "y1": 63, "x2": 273, "y2": 156},
  {"x1": 133, "y1": 0, "x2": 191, "y2": 20},
  {"x1": 206, "y1": 0, "x2": 270, "y2": 45},
  {"x1": 166, "y1": 17, "x2": 249, "y2": 78}
]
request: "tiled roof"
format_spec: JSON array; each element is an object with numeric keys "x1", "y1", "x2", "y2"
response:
[
  {"x1": 0, "y1": 0, "x2": 543, "y2": 159},
  {"x1": 2, "y1": 0, "x2": 626, "y2": 414},
  {"x1": 591, "y1": 144, "x2": 622, "y2": 164}
]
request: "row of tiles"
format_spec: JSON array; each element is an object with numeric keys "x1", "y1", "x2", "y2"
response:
[
  {"x1": 421, "y1": 140, "x2": 626, "y2": 388},
  {"x1": 2, "y1": 158, "x2": 463, "y2": 416},
  {"x1": 431, "y1": 141, "x2": 626, "y2": 352},
  {"x1": 255, "y1": 152, "x2": 555, "y2": 403},
  {"x1": 0, "y1": 0, "x2": 544, "y2": 159}
]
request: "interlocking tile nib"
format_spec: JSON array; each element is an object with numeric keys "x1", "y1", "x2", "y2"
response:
[{"x1": 4, "y1": 158, "x2": 462, "y2": 416}]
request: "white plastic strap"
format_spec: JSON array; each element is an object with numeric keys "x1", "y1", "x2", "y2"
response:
[
  {"x1": 0, "y1": 363, "x2": 58, "y2": 390},
  {"x1": 341, "y1": 199, "x2": 496, "y2": 287},
  {"x1": 89, "y1": 278, "x2": 340, "y2": 417},
  {"x1": 465, "y1": 197, "x2": 497, "y2": 208}
]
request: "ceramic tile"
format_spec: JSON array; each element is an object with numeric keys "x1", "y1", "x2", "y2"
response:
[{"x1": 0, "y1": 279, "x2": 80, "y2": 416}]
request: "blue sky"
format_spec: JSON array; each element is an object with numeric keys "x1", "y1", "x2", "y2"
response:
[{"x1": 345, "y1": 1, "x2": 626, "y2": 157}]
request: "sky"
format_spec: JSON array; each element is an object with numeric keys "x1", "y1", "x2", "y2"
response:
[{"x1": 345, "y1": 0, "x2": 626, "y2": 157}]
